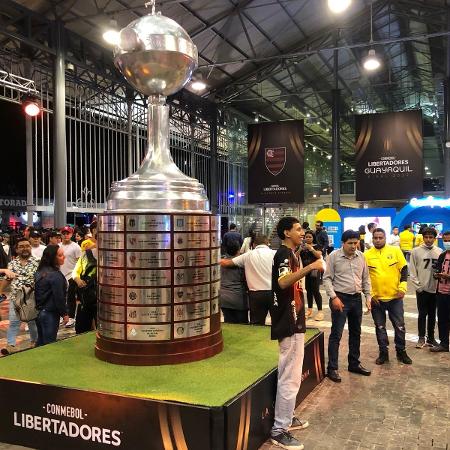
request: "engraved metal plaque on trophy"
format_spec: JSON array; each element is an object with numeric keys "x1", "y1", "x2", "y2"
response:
[
  {"x1": 98, "y1": 268, "x2": 125, "y2": 285},
  {"x1": 211, "y1": 297, "x2": 219, "y2": 315},
  {"x1": 173, "y1": 215, "x2": 210, "y2": 232},
  {"x1": 98, "y1": 233, "x2": 125, "y2": 250},
  {"x1": 127, "y1": 306, "x2": 171, "y2": 323},
  {"x1": 99, "y1": 215, "x2": 125, "y2": 232},
  {"x1": 99, "y1": 251, "x2": 125, "y2": 268},
  {"x1": 210, "y1": 248, "x2": 220, "y2": 264},
  {"x1": 210, "y1": 215, "x2": 220, "y2": 231},
  {"x1": 174, "y1": 284, "x2": 211, "y2": 303},
  {"x1": 127, "y1": 269, "x2": 171, "y2": 286},
  {"x1": 174, "y1": 267, "x2": 210, "y2": 286},
  {"x1": 211, "y1": 265, "x2": 220, "y2": 282},
  {"x1": 126, "y1": 233, "x2": 171, "y2": 250},
  {"x1": 99, "y1": 286, "x2": 125, "y2": 304},
  {"x1": 98, "y1": 303, "x2": 126, "y2": 322},
  {"x1": 126, "y1": 214, "x2": 171, "y2": 232},
  {"x1": 174, "y1": 318, "x2": 210, "y2": 339},
  {"x1": 98, "y1": 320, "x2": 125, "y2": 340},
  {"x1": 211, "y1": 280, "x2": 220, "y2": 299},
  {"x1": 210, "y1": 231, "x2": 220, "y2": 248},
  {"x1": 126, "y1": 251, "x2": 171, "y2": 269},
  {"x1": 173, "y1": 301, "x2": 210, "y2": 322},
  {"x1": 126, "y1": 287, "x2": 171, "y2": 305},
  {"x1": 126, "y1": 324, "x2": 172, "y2": 341},
  {"x1": 173, "y1": 249, "x2": 210, "y2": 267},
  {"x1": 173, "y1": 233, "x2": 210, "y2": 249}
]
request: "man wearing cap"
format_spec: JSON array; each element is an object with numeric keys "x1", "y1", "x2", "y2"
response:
[
  {"x1": 29, "y1": 230, "x2": 46, "y2": 260},
  {"x1": 48, "y1": 230, "x2": 62, "y2": 246},
  {"x1": 60, "y1": 226, "x2": 82, "y2": 328}
]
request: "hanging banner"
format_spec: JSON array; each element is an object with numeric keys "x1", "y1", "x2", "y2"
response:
[
  {"x1": 355, "y1": 110, "x2": 423, "y2": 201},
  {"x1": 248, "y1": 120, "x2": 304, "y2": 203}
]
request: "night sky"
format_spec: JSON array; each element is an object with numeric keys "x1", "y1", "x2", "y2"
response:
[{"x1": 0, "y1": 100, "x2": 26, "y2": 197}]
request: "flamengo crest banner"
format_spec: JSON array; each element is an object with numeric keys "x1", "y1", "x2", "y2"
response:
[
  {"x1": 248, "y1": 120, "x2": 304, "y2": 203},
  {"x1": 355, "y1": 110, "x2": 423, "y2": 201}
]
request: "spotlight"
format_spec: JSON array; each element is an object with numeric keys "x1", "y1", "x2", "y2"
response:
[
  {"x1": 328, "y1": 0, "x2": 351, "y2": 14},
  {"x1": 103, "y1": 19, "x2": 119, "y2": 45},
  {"x1": 23, "y1": 97, "x2": 41, "y2": 117},
  {"x1": 191, "y1": 73, "x2": 206, "y2": 91},
  {"x1": 363, "y1": 49, "x2": 381, "y2": 71}
]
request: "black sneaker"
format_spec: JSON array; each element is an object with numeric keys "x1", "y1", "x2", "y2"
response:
[
  {"x1": 430, "y1": 345, "x2": 449, "y2": 353},
  {"x1": 271, "y1": 431, "x2": 304, "y2": 450},
  {"x1": 426, "y1": 339, "x2": 439, "y2": 347},
  {"x1": 375, "y1": 351, "x2": 389, "y2": 365},
  {"x1": 288, "y1": 417, "x2": 309, "y2": 431},
  {"x1": 396, "y1": 349, "x2": 412, "y2": 364}
]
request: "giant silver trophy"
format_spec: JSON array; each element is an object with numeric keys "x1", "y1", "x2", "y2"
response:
[{"x1": 96, "y1": 5, "x2": 223, "y2": 365}]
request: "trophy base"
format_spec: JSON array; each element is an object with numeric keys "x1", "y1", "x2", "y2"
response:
[{"x1": 95, "y1": 323, "x2": 223, "y2": 366}]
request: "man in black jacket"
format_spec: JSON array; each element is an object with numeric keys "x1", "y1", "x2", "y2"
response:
[
  {"x1": 430, "y1": 231, "x2": 450, "y2": 352},
  {"x1": 314, "y1": 220, "x2": 329, "y2": 256}
]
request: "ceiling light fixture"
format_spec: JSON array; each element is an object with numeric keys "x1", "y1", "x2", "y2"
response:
[
  {"x1": 328, "y1": 0, "x2": 351, "y2": 14},
  {"x1": 103, "y1": 19, "x2": 119, "y2": 46},
  {"x1": 363, "y1": 2, "x2": 381, "y2": 72},
  {"x1": 191, "y1": 73, "x2": 207, "y2": 91}
]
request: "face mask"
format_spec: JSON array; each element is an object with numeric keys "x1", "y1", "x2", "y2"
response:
[{"x1": 444, "y1": 242, "x2": 450, "y2": 251}]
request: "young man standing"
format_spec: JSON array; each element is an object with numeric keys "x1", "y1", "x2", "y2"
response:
[
  {"x1": 388, "y1": 227, "x2": 401, "y2": 247},
  {"x1": 29, "y1": 230, "x2": 46, "y2": 260},
  {"x1": 60, "y1": 226, "x2": 82, "y2": 328},
  {"x1": 0, "y1": 238, "x2": 39, "y2": 355},
  {"x1": 399, "y1": 224, "x2": 415, "y2": 263},
  {"x1": 409, "y1": 227, "x2": 441, "y2": 348},
  {"x1": 365, "y1": 228, "x2": 412, "y2": 365},
  {"x1": 323, "y1": 230, "x2": 372, "y2": 383},
  {"x1": 314, "y1": 220, "x2": 329, "y2": 256},
  {"x1": 364, "y1": 222, "x2": 377, "y2": 250},
  {"x1": 430, "y1": 231, "x2": 450, "y2": 353},
  {"x1": 220, "y1": 235, "x2": 275, "y2": 325},
  {"x1": 270, "y1": 217, "x2": 324, "y2": 450}
]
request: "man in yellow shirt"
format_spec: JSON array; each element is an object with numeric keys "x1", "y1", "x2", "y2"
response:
[
  {"x1": 399, "y1": 224, "x2": 415, "y2": 263},
  {"x1": 365, "y1": 228, "x2": 412, "y2": 365}
]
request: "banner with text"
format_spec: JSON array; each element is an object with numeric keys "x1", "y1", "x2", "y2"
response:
[
  {"x1": 248, "y1": 120, "x2": 304, "y2": 203},
  {"x1": 355, "y1": 110, "x2": 423, "y2": 201}
]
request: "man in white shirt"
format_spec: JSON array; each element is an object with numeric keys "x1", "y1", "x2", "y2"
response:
[
  {"x1": 29, "y1": 230, "x2": 46, "y2": 260},
  {"x1": 388, "y1": 227, "x2": 401, "y2": 247},
  {"x1": 60, "y1": 226, "x2": 82, "y2": 328},
  {"x1": 364, "y1": 222, "x2": 377, "y2": 250},
  {"x1": 220, "y1": 235, "x2": 275, "y2": 324}
]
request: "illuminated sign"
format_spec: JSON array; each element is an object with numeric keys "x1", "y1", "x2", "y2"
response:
[{"x1": 410, "y1": 196, "x2": 450, "y2": 208}]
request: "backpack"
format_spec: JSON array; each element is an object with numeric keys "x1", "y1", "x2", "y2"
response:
[{"x1": 13, "y1": 285, "x2": 38, "y2": 322}]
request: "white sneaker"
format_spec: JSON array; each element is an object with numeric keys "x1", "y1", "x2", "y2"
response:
[{"x1": 65, "y1": 318, "x2": 76, "y2": 328}]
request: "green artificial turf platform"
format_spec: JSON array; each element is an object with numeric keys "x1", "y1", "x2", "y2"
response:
[{"x1": 0, "y1": 325, "x2": 319, "y2": 407}]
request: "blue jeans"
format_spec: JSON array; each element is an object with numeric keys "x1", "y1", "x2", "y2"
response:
[
  {"x1": 36, "y1": 310, "x2": 60, "y2": 346},
  {"x1": 371, "y1": 299, "x2": 406, "y2": 351},
  {"x1": 327, "y1": 293, "x2": 362, "y2": 371},
  {"x1": 7, "y1": 301, "x2": 37, "y2": 346}
]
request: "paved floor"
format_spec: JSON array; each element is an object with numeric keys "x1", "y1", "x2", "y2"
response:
[{"x1": 1, "y1": 289, "x2": 449, "y2": 450}]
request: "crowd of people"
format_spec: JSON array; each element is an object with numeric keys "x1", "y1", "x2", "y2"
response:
[
  {"x1": 0, "y1": 223, "x2": 98, "y2": 355},
  {"x1": 220, "y1": 219, "x2": 450, "y2": 450},
  {"x1": 1, "y1": 217, "x2": 448, "y2": 450}
]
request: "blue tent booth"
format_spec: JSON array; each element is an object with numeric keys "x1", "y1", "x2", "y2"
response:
[{"x1": 392, "y1": 196, "x2": 450, "y2": 248}]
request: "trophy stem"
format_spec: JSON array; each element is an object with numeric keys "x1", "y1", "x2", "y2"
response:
[{"x1": 135, "y1": 94, "x2": 181, "y2": 177}]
